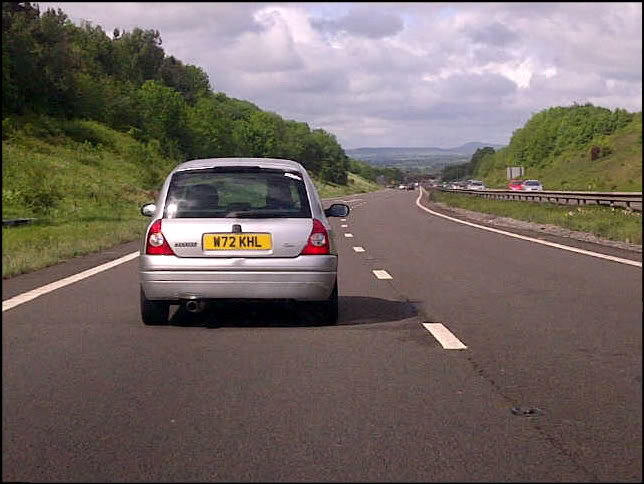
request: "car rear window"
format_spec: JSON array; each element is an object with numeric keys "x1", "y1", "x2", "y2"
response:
[
  {"x1": 164, "y1": 167, "x2": 312, "y2": 218},
  {"x1": 524, "y1": 181, "x2": 539, "y2": 186}
]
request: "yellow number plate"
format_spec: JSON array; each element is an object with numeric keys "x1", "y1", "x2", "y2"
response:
[{"x1": 203, "y1": 233, "x2": 272, "y2": 250}]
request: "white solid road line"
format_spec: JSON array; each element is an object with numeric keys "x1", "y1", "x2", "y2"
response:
[
  {"x1": 2, "y1": 251, "x2": 140, "y2": 312},
  {"x1": 353, "y1": 247, "x2": 366, "y2": 252},
  {"x1": 416, "y1": 189, "x2": 642, "y2": 268},
  {"x1": 372, "y1": 270, "x2": 392, "y2": 280},
  {"x1": 422, "y1": 323, "x2": 468, "y2": 350}
]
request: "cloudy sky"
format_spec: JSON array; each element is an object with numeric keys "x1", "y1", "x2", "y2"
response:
[{"x1": 37, "y1": 2, "x2": 642, "y2": 149}]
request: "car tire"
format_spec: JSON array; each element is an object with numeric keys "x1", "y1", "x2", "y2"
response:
[
  {"x1": 140, "y1": 287, "x2": 169, "y2": 325},
  {"x1": 317, "y1": 282, "x2": 339, "y2": 326},
  {"x1": 298, "y1": 282, "x2": 338, "y2": 326}
]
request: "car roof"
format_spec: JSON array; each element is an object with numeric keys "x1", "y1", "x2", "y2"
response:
[{"x1": 171, "y1": 157, "x2": 307, "y2": 174}]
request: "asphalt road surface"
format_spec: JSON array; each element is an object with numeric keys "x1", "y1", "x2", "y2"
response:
[{"x1": 3, "y1": 188, "x2": 642, "y2": 482}]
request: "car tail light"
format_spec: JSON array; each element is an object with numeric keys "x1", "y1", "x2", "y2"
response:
[
  {"x1": 300, "y1": 218, "x2": 330, "y2": 255},
  {"x1": 145, "y1": 219, "x2": 175, "y2": 255}
]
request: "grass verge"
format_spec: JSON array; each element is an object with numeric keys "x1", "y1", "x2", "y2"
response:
[
  {"x1": 2, "y1": 116, "x2": 383, "y2": 278},
  {"x1": 430, "y1": 190, "x2": 642, "y2": 245},
  {"x1": 3, "y1": 174, "x2": 382, "y2": 279},
  {"x1": 2, "y1": 216, "x2": 150, "y2": 278},
  {"x1": 314, "y1": 172, "x2": 383, "y2": 199}
]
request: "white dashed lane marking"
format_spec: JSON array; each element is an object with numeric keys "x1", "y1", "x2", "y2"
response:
[
  {"x1": 372, "y1": 270, "x2": 392, "y2": 280},
  {"x1": 344, "y1": 233, "x2": 354, "y2": 238},
  {"x1": 353, "y1": 247, "x2": 365, "y2": 252},
  {"x1": 422, "y1": 323, "x2": 468, "y2": 350},
  {"x1": 341, "y1": 224, "x2": 348, "y2": 228}
]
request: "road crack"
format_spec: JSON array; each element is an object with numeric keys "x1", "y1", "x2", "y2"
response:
[{"x1": 464, "y1": 354, "x2": 600, "y2": 482}]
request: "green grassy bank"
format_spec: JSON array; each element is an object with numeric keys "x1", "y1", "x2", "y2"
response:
[
  {"x1": 429, "y1": 189, "x2": 642, "y2": 245},
  {"x1": 2, "y1": 118, "x2": 381, "y2": 278},
  {"x1": 475, "y1": 111, "x2": 642, "y2": 191}
]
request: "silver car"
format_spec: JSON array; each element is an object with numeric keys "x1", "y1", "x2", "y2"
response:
[
  {"x1": 139, "y1": 158, "x2": 350, "y2": 326},
  {"x1": 522, "y1": 179, "x2": 544, "y2": 191},
  {"x1": 466, "y1": 180, "x2": 486, "y2": 190}
]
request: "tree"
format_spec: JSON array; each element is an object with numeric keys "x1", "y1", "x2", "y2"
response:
[
  {"x1": 2, "y1": 2, "x2": 45, "y2": 114},
  {"x1": 469, "y1": 146, "x2": 495, "y2": 174},
  {"x1": 112, "y1": 28, "x2": 164, "y2": 85},
  {"x1": 136, "y1": 80, "x2": 189, "y2": 158},
  {"x1": 235, "y1": 111, "x2": 279, "y2": 157},
  {"x1": 159, "y1": 57, "x2": 211, "y2": 104}
]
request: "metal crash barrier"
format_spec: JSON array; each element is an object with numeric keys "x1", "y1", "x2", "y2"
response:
[{"x1": 432, "y1": 188, "x2": 643, "y2": 211}]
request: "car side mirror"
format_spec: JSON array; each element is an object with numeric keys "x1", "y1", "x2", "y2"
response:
[
  {"x1": 324, "y1": 203, "x2": 350, "y2": 218},
  {"x1": 141, "y1": 203, "x2": 156, "y2": 217}
]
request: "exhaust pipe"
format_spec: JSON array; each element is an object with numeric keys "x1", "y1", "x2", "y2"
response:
[{"x1": 184, "y1": 299, "x2": 206, "y2": 313}]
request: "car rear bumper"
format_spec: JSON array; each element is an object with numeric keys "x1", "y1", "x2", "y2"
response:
[
  {"x1": 141, "y1": 271, "x2": 336, "y2": 301},
  {"x1": 139, "y1": 254, "x2": 337, "y2": 302}
]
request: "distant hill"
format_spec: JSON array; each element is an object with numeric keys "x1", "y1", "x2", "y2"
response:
[
  {"x1": 454, "y1": 142, "x2": 507, "y2": 155},
  {"x1": 345, "y1": 142, "x2": 506, "y2": 172}
]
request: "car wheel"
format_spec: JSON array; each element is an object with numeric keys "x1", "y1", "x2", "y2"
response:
[
  {"x1": 140, "y1": 287, "x2": 169, "y2": 325},
  {"x1": 316, "y1": 282, "x2": 339, "y2": 326}
]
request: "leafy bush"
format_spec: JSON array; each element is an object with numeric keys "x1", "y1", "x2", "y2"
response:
[
  {"x1": 590, "y1": 135, "x2": 614, "y2": 160},
  {"x1": 2, "y1": 117, "x2": 17, "y2": 139},
  {"x1": 22, "y1": 174, "x2": 64, "y2": 215}
]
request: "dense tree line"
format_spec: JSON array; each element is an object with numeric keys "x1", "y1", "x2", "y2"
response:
[
  {"x1": 347, "y1": 158, "x2": 405, "y2": 184},
  {"x1": 505, "y1": 103, "x2": 634, "y2": 168},
  {"x1": 440, "y1": 146, "x2": 496, "y2": 181},
  {"x1": 2, "y1": 2, "x2": 350, "y2": 184}
]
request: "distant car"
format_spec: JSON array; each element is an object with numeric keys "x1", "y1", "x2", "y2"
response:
[
  {"x1": 138, "y1": 157, "x2": 350, "y2": 326},
  {"x1": 522, "y1": 179, "x2": 543, "y2": 191},
  {"x1": 405, "y1": 183, "x2": 415, "y2": 190},
  {"x1": 466, "y1": 180, "x2": 486, "y2": 190},
  {"x1": 508, "y1": 179, "x2": 524, "y2": 191},
  {"x1": 398, "y1": 184, "x2": 406, "y2": 189}
]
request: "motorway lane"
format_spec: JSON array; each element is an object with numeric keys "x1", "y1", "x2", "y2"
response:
[
  {"x1": 2, "y1": 189, "x2": 641, "y2": 482},
  {"x1": 334, "y1": 188, "x2": 642, "y2": 481},
  {"x1": 2, "y1": 248, "x2": 581, "y2": 482}
]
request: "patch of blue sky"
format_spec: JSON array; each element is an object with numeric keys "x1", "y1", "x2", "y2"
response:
[
  {"x1": 305, "y1": 2, "x2": 354, "y2": 19},
  {"x1": 437, "y1": 5, "x2": 458, "y2": 20}
]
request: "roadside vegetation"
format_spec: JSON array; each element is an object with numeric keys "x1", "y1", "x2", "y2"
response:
[
  {"x1": 2, "y1": 4, "x2": 388, "y2": 278},
  {"x1": 2, "y1": 118, "x2": 165, "y2": 278},
  {"x1": 441, "y1": 104, "x2": 642, "y2": 192},
  {"x1": 436, "y1": 104, "x2": 642, "y2": 246},
  {"x1": 315, "y1": 173, "x2": 382, "y2": 199},
  {"x1": 430, "y1": 190, "x2": 642, "y2": 245},
  {"x1": 1, "y1": 117, "x2": 382, "y2": 278}
]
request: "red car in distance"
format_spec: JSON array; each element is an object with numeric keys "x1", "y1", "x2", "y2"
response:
[{"x1": 508, "y1": 179, "x2": 523, "y2": 191}]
